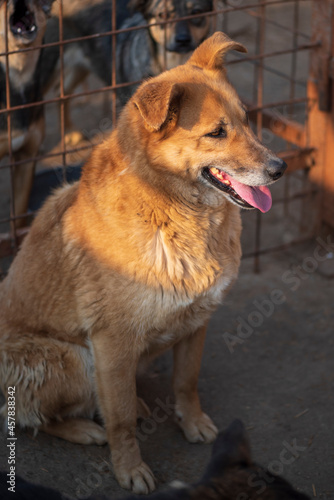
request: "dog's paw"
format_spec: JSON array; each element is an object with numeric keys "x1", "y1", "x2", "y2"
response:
[
  {"x1": 79, "y1": 421, "x2": 108, "y2": 445},
  {"x1": 41, "y1": 418, "x2": 107, "y2": 445},
  {"x1": 175, "y1": 411, "x2": 218, "y2": 444},
  {"x1": 116, "y1": 461, "x2": 156, "y2": 494},
  {"x1": 64, "y1": 130, "x2": 85, "y2": 147}
]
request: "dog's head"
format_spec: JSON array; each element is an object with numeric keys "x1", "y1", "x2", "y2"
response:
[
  {"x1": 122, "y1": 32, "x2": 287, "y2": 213},
  {"x1": 3, "y1": 0, "x2": 55, "y2": 45},
  {"x1": 130, "y1": 0, "x2": 213, "y2": 55}
]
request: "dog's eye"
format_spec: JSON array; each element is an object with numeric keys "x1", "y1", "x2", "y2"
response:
[
  {"x1": 207, "y1": 127, "x2": 227, "y2": 138},
  {"x1": 157, "y1": 9, "x2": 175, "y2": 20},
  {"x1": 191, "y1": 9, "x2": 205, "y2": 26}
]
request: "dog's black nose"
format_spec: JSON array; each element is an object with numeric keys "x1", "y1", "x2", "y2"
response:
[
  {"x1": 175, "y1": 32, "x2": 192, "y2": 45},
  {"x1": 267, "y1": 158, "x2": 287, "y2": 180},
  {"x1": 174, "y1": 20, "x2": 192, "y2": 46}
]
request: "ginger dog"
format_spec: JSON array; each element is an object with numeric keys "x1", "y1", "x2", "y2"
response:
[{"x1": 0, "y1": 32, "x2": 287, "y2": 494}]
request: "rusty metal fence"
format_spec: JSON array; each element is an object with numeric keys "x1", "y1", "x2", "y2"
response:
[{"x1": 0, "y1": 0, "x2": 332, "y2": 276}]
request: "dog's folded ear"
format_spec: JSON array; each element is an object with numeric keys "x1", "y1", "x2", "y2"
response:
[
  {"x1": 133, "y1": 81, "x2": 184, "y2": 131},
  {"x1": 188, "y1": 31, "x2": 247, "y2": 71}
]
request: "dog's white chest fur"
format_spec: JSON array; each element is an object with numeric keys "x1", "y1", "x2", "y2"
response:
[{"x1": 133, "y1": 271, "x2": 236, "y2": 350}]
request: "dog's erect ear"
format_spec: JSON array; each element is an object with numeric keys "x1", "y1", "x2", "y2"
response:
[
  {"x1": 133, "y1": 81, "x2": 183, "y2": 131},
  {"x1": 188, "y1": 31, "x2": 247, "y2": 71},
  {"x1": 128, "y1": 0, "x2": 149, "y2": 15},
  {"x1": 40, "y1": 0, "x2": 57, "y2": 16},
  {"x1": 200, "y1": 420, "x2": 252, "y2": 482}
]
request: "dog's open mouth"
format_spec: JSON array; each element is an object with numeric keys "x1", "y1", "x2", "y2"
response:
[
  {"x1": 202, "y1": 167, "x2": 272, "y2": 213},
  {"x1": 10, "y1": 0, "x2": 37, "y2": 39}
]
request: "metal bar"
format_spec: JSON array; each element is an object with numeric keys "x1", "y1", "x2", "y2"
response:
[
  {"x1": 0, "y1": 144, "x2": 97, "y2": 171},
  {"x1": 59, "y1": 0, "x2": 67, "y2": 182},
  {"x1": 226, "y1": 42, "x2": 320, "y2": 67},
  {"x1": 0, "y1": 228, "x2": 30, "y2": 260},
  {"x1": 299, "y1": 169, "x2": 309, "y2": 232},
  {"x1": 4, "y1": 1, "x2": 17, "y2": 253},
  {"x1": 212, "y1": 0, "x2": 218, "y2": 32},
  {"x1": 0, "y1": 212, "x2": 35, "y2": 224},
  {"x1": 283, "y1": 169, "x2": 291, "y2": 217},
  {"x1": 247, "y1": 57, "x2": 307, "y2": 88},
  {"x1": 252, "y1": 2, "x2": 259, "y2": 104},
  {"x1": 247, "y1": 104, "x2": 306, "y2": 147},
  {"x1": 0, "y1": 142, "x2": 311, "y2": 173},
  {"x1": 307, "y1": 0, "x2": 334, "y2": 230},
  {"x1": 284, "y1": 0, "x2": 300, "y2": 218},
  {"x1": 250, "y1": 14, "x2": 309, "y2": 41},
  {"x1": 111, "y1": 0, "x2": 117, "y2": 125},
  {"x1": 222, "y1": 0, "x2": 229, "y2": 34},
  {"x1": 254, "y1": 0, "x2": 266, "y2": 273},
  {"x1": 224, "y1": 1, "x2": 310, "y2": 40},
  {"x1": 289, "y1": 1, "x2": 300, "y2": 117},
  {"x1": 248, "y1": 96, "x2": 309, "y2": 112},
  {"x1": 0, "y1": 79, "x2": 144, "y2": 116},
  {"x1": 242, "y1": 235, "x2": 315, "y2": 260},
  {"x1": 278, "y1": 147, "x2": 315, "y2": 172},
  {"x1": 163, "y1": 0, "x2": 167, "y2": 71},
  {"x1": 0, "y1": 87, "x2": 310, "y2": 119},
  {"x1": 0, "y1": 110, "x2": 311, "y2": 173}
]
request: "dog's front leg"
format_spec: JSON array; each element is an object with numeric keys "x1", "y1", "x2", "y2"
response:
[
  {"x1": 13, "y1": 115, "x2": 45, "y2": 228},
  {"x1": 92, "y1": 332, "x2": 156, "y2": 494},
  {"x1": 173, "y1": 324, "x2": 218, "y2": 443}
]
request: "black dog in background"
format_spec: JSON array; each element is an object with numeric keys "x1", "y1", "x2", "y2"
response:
[
  {"x1": 0, "y1": 0, "x2": 56, "y2": 224},
  {"x1": 0, "y1": 420, "x2": 309, "y2": 500}
]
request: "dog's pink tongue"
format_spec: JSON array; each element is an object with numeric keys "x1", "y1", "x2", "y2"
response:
[{"x1": 226, "y1": 174, "x2": 272, "y2": 213}]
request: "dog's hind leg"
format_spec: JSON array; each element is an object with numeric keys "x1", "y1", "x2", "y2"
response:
[
  {"x1": 0, "y1": 333, "x2": 99, "y2": 436},
  {"x1": 41, "y1": 397, "x2": 151, "y2": 444},
  {"x1": 41, "y1": 418, "x2": 107, "y2": 445}
]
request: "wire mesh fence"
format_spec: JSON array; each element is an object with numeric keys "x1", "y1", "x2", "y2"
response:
[{"x1": 0, "y1": 0, "x2": 326, "y2": 276}]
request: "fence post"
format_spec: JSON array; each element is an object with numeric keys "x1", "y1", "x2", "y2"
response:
[{"x1": 308, "y1": 0, "x2": 334, "y2": 229}]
